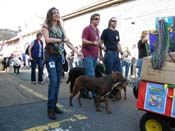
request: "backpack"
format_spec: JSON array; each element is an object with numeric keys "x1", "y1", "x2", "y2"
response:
[{"x1": 25, "y1": 45, "x2": 29, "y2": 55}]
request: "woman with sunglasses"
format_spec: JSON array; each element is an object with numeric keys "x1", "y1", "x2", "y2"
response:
[{"x1": 42, "y1": 7, "x2": 83, "y2": 120}]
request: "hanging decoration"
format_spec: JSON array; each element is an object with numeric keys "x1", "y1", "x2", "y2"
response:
[{"x1": 151, "y1": 19, "x2": 169, "y2": 69}]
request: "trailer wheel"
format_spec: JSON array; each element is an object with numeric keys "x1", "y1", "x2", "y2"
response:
[
  {"x1": 169, "y1": 118, "x2": 175, "y2": 128},
  {"x1": 140, "y1": 113, "x2": 170, "y2": 131}
]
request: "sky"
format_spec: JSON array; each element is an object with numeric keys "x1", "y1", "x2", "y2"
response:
[{"x1": 0, "y1": 0, "x2": 100, "y2": 31}]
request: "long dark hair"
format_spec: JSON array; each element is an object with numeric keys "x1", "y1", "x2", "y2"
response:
[
  {"x1": 45, "y1": 7, "x2": 61, "y2": 28},
  {"x1": 108, "y1": 17, "x2": 116, "y2": 28}
]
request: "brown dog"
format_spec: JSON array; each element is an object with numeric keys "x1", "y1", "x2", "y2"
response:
[
  {"x1": 111, "y1": 80, "x2": 128, "y2": 102},
  {"x1": 69, "y1": 71, "x2": 125, "y2": 114}
]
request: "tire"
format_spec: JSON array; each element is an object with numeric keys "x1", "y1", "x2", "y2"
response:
[
  {"x1": 169, "y1": 118, "x2": 175, "y2": 128},
  {"x1": 140, "y1": 113, "x2": 171, "y2": 131},
  {"x1": 133, "y1": 85, "x2": 138, "y2": 99}
]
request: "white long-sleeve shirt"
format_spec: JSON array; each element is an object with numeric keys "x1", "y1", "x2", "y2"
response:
[{"x1": 13, "y1": 57, "x2": 21, "y2": 67}]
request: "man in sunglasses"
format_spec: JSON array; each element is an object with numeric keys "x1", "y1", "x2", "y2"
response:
[
  {"x1": 81, "y1": 13, "x2": 101, "y2": 99},
  {"x1": 100, "y1": 17, "x2": 123, "y2": 75}
]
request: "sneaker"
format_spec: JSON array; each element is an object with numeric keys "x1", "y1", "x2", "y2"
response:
[
  {"x1": 32, "y1": 81, "x2": 37, "y2": 84},
  {"x1": 38, "y1": 81, "x2": 45, "y2": 85},
  {"x1": 54, "y1": 107, "x2": 64, "y2": 114},
  {"x1": 131, "y1": 75, "x2": 136, "y2": 79},
  {"x1": 48, "y1": 109, "x2": 57, "y2": 120}
]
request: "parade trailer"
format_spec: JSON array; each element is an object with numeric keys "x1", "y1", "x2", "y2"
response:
[
  {"x1": 136, "y1": 80, "x2": 175, "y2": 131},
  {"x1": 135, "y1": 53, "x2": 175, "y2": 131},
  {"x1": 135, "y1": 17, "x2": 175, "y2": 131}
]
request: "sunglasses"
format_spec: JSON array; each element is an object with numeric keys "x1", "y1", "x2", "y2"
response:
[
  {"x1": 52, "y1": 11, "x2": 59, "y2": 15},
  {"x1": 111, "y1": 20, "x2": 117, "y2": 22},
  {"x1": 93, "y1": 18, "x2": 100, "y2": 20}
]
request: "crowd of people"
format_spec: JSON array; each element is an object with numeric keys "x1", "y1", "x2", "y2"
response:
[
  {"x1": 41, "y1": 7, "x2": 150, "y2": 120},
  {"x1": 1, "y1": 7, "x2": 150, "y2": 120}
]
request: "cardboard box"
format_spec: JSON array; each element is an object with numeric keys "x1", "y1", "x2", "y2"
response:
[{"x1": 141, "y1": 56, "x2": 175, "y2": 84}]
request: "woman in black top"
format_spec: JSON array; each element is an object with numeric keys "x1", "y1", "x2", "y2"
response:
[{"x1": 137, "y1": 31, "x2": 150, "y2": 77}]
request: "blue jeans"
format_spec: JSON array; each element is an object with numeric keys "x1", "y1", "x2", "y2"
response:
[
  {"x1": 122, "y1": 61, "x2": 131, "y2": 79},
  {"x1": 78, "y1": 59, "x2": 84, "y2": 68},
  {"x1": 104, "y1": 51, "x2": 122, "y2": 75},
  {"x1": 137, "y1": 58, "x2": 143, "y2": 78},
  {"x1": 83, "y1": 56, "x2": 97, "y2": 97},
  {"x1": 84, "y1": 57, "x2": 97, "y2": 77},
  {"x1": 31, "y1": 58, "x2": 43, "y2": 82},
  {"x1": 46, "y1": 55, "x2": 62, "y2": 110},
  {"x1": 134, "y1": 77, "x2": 140, "y2": 90}
]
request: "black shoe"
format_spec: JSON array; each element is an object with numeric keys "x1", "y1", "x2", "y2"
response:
[
  {"x1": 48, "y1": 109, "x2": 57, "y2": 120},
  {"x1": 82, "y1": 95, "x2": 92, "y2": 99},
  {"x1": 93, "y1": 96, "x2": 97, "y2": 104},
  {"x1": 109, "y1": 94, "x2": 114, "y2": 99},
  {"x1": 54, "y1": 107, "x2": 64, "y2": 114}
]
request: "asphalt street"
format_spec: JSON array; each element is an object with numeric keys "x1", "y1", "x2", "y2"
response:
[{"x1": 0, "y1": 67, "x2": 165, "y2": 131}]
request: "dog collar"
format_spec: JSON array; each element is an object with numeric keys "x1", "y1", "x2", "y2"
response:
[
  {"x1": 103, "y1": 82, "x2": 121, "y2": 97},
  {"x1": 112, "y1": 77, "x2": 119, "y2": 83},
  {"x1": 111, "y1": 82, "x2": 121, "y2": 91}
]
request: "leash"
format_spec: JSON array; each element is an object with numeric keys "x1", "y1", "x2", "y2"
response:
[
  {"x1": 65, "y1": 41, "x2": 84, "y2": 59},
  {"x1": 43, "y1": 25, "x2": 83, "y2": 59},
  {"x1": 103, "y1": 82, "x2": 121, "y2": 97}
]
